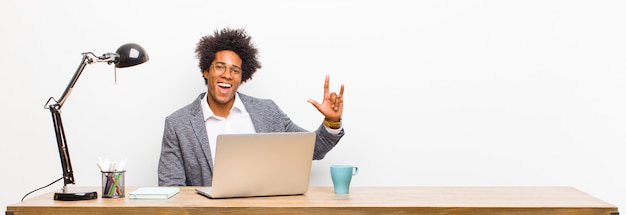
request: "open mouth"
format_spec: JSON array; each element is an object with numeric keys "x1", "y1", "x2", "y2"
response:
[
  {"x1": 217, "y1": 83, "x2": 232, "y2": 88},
  {"x1": 217, "y1": 82, "x2": 233, "y2": 94}
]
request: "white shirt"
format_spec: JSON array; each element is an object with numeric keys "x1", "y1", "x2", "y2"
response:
[{"x1": 200, "y1": 93, "x2": 256, "y2": 164}]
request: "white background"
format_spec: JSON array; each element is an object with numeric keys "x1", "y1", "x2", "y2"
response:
[{"x1": 1, "y1": 0, "x2": 625, "y2": 211}]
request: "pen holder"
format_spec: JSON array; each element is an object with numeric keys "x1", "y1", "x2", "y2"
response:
[{"x1": 101, "y1": 170, "x2": 126, "y2": 198}]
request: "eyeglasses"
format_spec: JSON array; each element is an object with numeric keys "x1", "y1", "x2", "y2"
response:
[{"x1": 211, "y1": 63, "x2": 242, "y2": 78}]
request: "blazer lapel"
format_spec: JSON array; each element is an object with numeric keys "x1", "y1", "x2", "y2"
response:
[
  {"x1": 239, "y1": 93, "x2": 269, "y2": 133},
  {"x1": 189, "y1": 93, "x2": 214, "y2": 171}
]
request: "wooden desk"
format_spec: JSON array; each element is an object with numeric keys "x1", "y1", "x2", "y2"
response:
[{"x1": 6, "y1": 186, "x2": 619, "y2": 215}]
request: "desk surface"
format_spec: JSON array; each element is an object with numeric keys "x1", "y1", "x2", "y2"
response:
[{"x1": 6, "y1": 186, "x2": 618, "y2": 215}]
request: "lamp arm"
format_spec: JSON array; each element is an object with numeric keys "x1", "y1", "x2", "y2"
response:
[
  {"x1": 52, "y1": 53, "x2": 93, "y2": 108},
  {"x1": 44, "y1": 53, "x2": 95, "y2": 189},
  {"x1": 49, "y1": 105, "x2": 74, "y2": 188}
]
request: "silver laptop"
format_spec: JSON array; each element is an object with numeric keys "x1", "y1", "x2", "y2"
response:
[{"x1": 195, "y1": 132, "x2": 316, "y2": 199}]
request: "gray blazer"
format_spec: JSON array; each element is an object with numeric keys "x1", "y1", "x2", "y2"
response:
[{"x1": 158, "y1": 92, "x2": 344, "y2": 186}]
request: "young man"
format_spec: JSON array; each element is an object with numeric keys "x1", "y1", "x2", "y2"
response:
[{"x1": 158, "y1": 28, "x2": 345, "y2": 186}]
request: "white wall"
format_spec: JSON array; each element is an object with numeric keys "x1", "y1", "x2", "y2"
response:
[{"x1": 2, "y1": 0, "x2": 625, "y2": 211}]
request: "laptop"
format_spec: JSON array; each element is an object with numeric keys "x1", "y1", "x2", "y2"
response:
[{"x1": 195, "y1": 132, "x2": 316, "y2": 199}]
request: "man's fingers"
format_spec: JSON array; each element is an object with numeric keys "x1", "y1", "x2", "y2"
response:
[
  {"x1": 307, "y1": 99, "x2": 322, "y2": 111},
  {"x1": 339, "y1": 84, "x2": 345, "y2": 97},
  {"x1": 323, "y1": 75, "x2": 330, "y2": 95}
]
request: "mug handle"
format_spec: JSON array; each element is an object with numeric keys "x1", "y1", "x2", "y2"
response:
[{"x1": 352, "y1": 167, "x2": 359, "y2": 175}]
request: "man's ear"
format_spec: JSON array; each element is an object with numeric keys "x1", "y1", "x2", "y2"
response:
[{"x1": 203, "y1": 70, "x2": 209, "y2": 79}]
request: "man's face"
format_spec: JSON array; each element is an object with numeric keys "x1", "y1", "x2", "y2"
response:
[{"x1": 204, "y1": 50, "x2": 243, "y2": 106}]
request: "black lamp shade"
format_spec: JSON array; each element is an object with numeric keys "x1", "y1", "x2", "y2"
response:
[{"x1": 115, "y1": 43, "x2": 149, "y2": 68}]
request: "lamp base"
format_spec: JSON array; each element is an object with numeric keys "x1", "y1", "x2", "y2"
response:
[{"x1": 54, "y1": 190, "x2": 98, "y2": 201}]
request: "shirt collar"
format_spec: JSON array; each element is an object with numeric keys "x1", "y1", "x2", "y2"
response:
[{"x1": 200, "y1": 92, "x2": 246, "y2": 121}]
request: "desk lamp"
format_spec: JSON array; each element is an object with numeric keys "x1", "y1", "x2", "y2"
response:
[{"x1": 43, "y1": 43, "x2": 149, "y2": 201}]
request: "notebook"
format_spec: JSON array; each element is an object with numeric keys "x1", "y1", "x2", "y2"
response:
[
  {"x1": 195, "y1": 132, "x2": 316, "y2": 199},
  {"x1": 129, "y1": 187, "x2": 180, "y2": 199}
]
